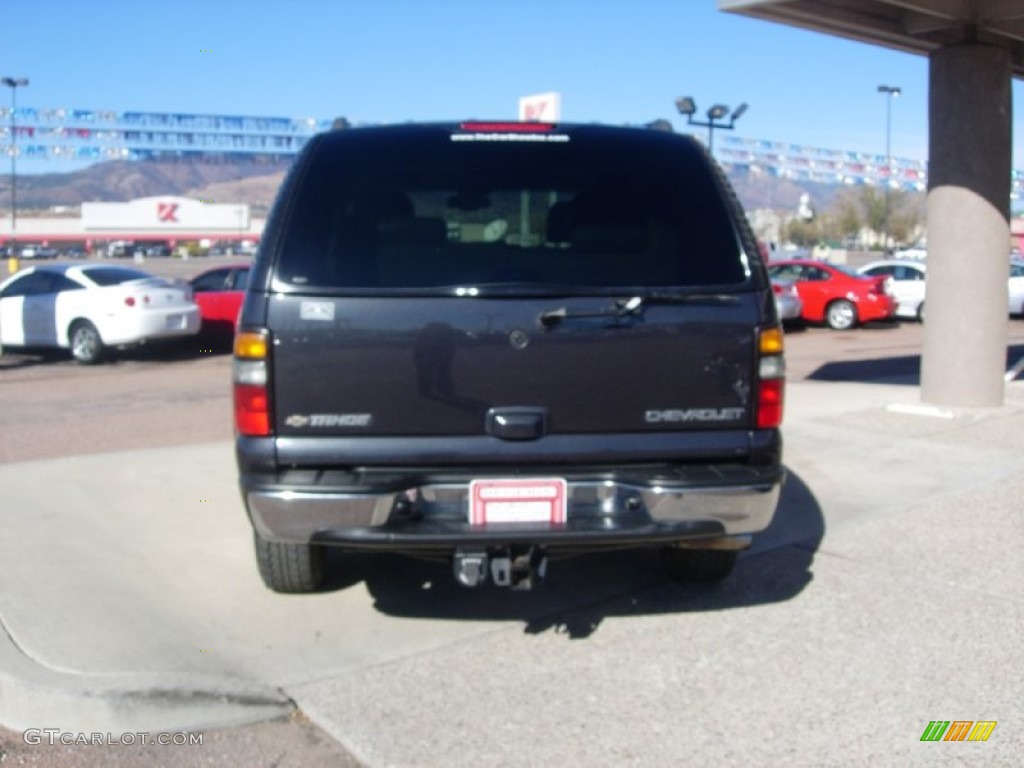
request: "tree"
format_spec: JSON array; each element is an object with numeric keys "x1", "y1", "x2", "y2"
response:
[
  {"x1": 859, "y1": 186, "x2": 889, "y2": 236},
  {"x1": 833, "y1": 188, "x2": 864, "y2": 244}
]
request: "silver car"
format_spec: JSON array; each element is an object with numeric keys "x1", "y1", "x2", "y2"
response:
[{"x1": 772, "y1": 278, "x2": 803, "y2": 321}]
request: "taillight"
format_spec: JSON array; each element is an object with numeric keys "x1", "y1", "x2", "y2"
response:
[
  {"x1": 124, "y1": 296, "x2": 136, "y2": 307},
  {"x1": 756, "y1": 327, "x2": 785, "y2": 428},
  {"x1": 234, "y1": 329, "x2": 271, "y2": 436}
]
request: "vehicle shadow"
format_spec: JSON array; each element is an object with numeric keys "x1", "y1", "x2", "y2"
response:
[
  {"x1": 809, "y1": 354, "x2": 921, "y2": 385},
  {"x1": 320, "y1": 470, "x2": 823, "y2": 639},
  {"x1": 0, "y1": 350, "x2": 70, "y2": 370},
  {"x1": 120, "y1": 332, "x2": 235, "y2": 361},
  {"x1": 808, "y1": 342, "x2": 1024, "y2": 385}
]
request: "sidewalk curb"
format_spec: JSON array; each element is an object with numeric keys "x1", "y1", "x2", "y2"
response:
[{"x1": 0, "y1": 621, "x2": 293, "y2": 735}]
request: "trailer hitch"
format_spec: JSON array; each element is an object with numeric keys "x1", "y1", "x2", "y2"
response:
[{"x1": 453, "y1": 546, "x2": 548, "y2": 590}]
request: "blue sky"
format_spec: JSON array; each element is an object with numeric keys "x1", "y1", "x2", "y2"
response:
[{"x1": 3, "y1": 0, "x2": 1023, "y2": 173}]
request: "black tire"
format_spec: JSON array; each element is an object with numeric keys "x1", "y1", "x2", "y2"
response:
[
  {"x1": 917, "y1": 302, "x2": 925, "y2": 322},
  {"x1": 69, "y1": 320, "x2": 105, "y2": 364},
  {"x1": 253, "y1": 532, "x2": 326, "y2": 593},
  {"x1": 825, "y1": 299, "x2": 857, "y2": 331},
  {"x1": 663, "y1": 547, "x2": 738, "y2": 583}
]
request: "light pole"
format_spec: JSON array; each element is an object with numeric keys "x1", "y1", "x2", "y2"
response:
[
  {"x1": 878, "y1": 84, "x2": 901, "y2": 252},
  {"x1": 675, "y1": 97, "x2": 747, "y2": 155},
  {"x1": 3, "y1": 77, "x2": 29, "y2": 260}
]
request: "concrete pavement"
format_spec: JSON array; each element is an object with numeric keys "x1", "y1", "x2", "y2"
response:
[{"x1": 1, "y1": 377, "x2": 1021, "y2": 765}]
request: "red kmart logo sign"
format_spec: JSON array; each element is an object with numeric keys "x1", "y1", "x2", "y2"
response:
[{"x1": 157, "y1": 202, "x2": 179, "y2": 222}]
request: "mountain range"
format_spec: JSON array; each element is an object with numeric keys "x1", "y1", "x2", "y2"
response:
[{"x1": 1, "y1": 157, "x2": 841, "y2": 218}]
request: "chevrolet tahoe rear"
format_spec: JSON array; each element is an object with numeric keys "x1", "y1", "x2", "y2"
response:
[{"x1": 235, "y1": 122, "x2": 784, "y2": 592}]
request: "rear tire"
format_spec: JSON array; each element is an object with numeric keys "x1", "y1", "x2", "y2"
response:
[
  {"x1": 69, "y1": 321, "x2": 104, "y2": 364},
  {"x1": 253, "y1": 532, "x2": 326, "y2": 593},
  {"x1": 663, "y1": 547, "x2": 738, "y2": 583},
  {"x1": 917, "y1": 302, "x2": 925, "y2": 322},
  {"x1": 825, "y1": 299, "x2": 857, "y2": 330}
]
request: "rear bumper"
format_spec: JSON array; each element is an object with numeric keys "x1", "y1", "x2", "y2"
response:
[
  {"x1": 98, "y1": 307, "x2": 201, "y2": 344},
  {"x1": 242, "y1": 467, "x2": 783, "y2": 550},
  {"x1": 858, "y1": 293, "x2": 896, "y2": 321}
]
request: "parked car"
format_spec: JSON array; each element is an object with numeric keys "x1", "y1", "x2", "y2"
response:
[
  {"x1": 860, "y1": 259, "x2": 1024, "y2": 319},
  {"x1": 1010, "y1": 261, "x2": 1024, "y2": 315},
  {"x1": 188, "y1": 263, "x2": 250, "y2": 334},
  {"x1": 894, "y1": 247, "x2": 927, "y2": 260},
  {"x1": 0, "y1": 264, "x2": 200, "y2": 364},
  {"x1": 771, "y1": 278, "x2": 803, "y2": 321},
  {"x1": 858, "y1": 260, "x2": 927, "y2": 320},
  {"x1": 235, "y1": 121, "x2": 785, "y2": 593},
  {"x1": 19, "y1": 245, "x2": 59, "y2": 260},
  {"x1": 766, "y1": 259, "x2": 895, "y2": 330}
]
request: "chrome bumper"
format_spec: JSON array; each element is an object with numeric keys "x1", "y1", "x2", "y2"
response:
[{"x1": 245, "y1": 477, "x2": 782, "y2": 550}]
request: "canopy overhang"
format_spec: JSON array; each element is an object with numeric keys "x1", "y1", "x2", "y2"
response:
[{"x1": 719, "y1": 0, "x2": 1024, "y2": 78}]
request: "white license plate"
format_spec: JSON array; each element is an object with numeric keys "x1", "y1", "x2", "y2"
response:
[
  {"x1": 165, "y1": 314, "x2": 184, "y2": 330},
  {"x1": 469, "y1": 478, "x2": 567, "y2": 525}
]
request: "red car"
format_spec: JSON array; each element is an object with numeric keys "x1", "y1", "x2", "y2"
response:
[
  {"x1": 188, "y1": 263, "x2": 250, "y2": 335},
  {"x1": 766, "y1": 259, "x2": 895, "y2": 330}
]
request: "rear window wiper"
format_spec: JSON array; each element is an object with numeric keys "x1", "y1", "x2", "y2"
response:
[{"x1": 539, "y1": 292, "x2": 740, "y2": 327}]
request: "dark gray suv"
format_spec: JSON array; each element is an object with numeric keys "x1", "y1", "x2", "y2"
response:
[{"x1": 235, "y1": 121, "x2": 785, "y2": 592}]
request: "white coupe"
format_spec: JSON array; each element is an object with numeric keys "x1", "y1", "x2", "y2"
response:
[
  {"x1": 0, "y1": 264, "x2": 200, "y2": 364},
  {"x1": 859, "y1": 259, "x2": 1024, "y2": 321}
]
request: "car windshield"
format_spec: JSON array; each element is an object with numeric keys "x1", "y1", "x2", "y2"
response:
[
  {"x1": 79, "y1": 267, "x2": 157, "y2": 287},
  {"x1": 275, "y1": 128, "x2": 752, "y2": 293}
]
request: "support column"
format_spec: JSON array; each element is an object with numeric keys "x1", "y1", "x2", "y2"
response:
[{"x1": 921, "y1": 44, "x2": 1012, "y2": 406}]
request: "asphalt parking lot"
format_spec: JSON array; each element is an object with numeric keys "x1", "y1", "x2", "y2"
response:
[{"x1": 1, "y1": 269, "x2": 1023, "y2": 766}]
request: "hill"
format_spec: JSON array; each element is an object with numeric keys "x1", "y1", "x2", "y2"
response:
[
  {"x1": 0, "y1": 159, "x2": 292, "y2": 214},
  {"x1": 2, "y1": 157, "x2": 839, "y2": 219}
]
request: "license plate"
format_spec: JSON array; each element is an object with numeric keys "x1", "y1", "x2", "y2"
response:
[
  {"x1": 165, "y1": 314, "x2": 184, "y2": 330},
  {"x1": 469, "y1": 478, "x2": 567, "y2": 525}
]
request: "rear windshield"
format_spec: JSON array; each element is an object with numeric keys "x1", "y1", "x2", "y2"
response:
[
  {"x1": 80, "y1": 267, "x2": 155, "y2": 286},
  {"x1": 274, "y1": 127, "x2": 749, "y2": 293}
]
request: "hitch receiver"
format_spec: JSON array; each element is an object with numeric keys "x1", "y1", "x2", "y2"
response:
[{"x1": 453, "y1": 546, "x2": 548, "y2": 590}]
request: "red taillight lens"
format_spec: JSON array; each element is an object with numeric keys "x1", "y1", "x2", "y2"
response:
[
  {"x1": 124, "y1": 296, "x2": 136, "y2": 307},
  {"x1": 234, "y1": 384, "x2": 270, "y2": 436},
  {"x1": 757, "y1": 379, "x2": 784, "y2": 428}
]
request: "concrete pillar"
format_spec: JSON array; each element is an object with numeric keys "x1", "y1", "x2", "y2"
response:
[{"x1": 922, "y1": 44, "x2": 1012, "y2": 406}]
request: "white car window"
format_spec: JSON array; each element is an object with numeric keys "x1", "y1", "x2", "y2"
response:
[
  {"x1": 894, "y1": 266, "x2": 924, "y2": 281},
  {"x1": 1, "y1": 272, "x2": 54, "y2": 299},
  {"x1": 79, "y1": 266, "x2": 153, "y2": 286}
]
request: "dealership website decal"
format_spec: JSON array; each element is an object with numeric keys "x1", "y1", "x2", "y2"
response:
[{"x1": 920, "y1": 721, "x2": 997, "y2": 742}]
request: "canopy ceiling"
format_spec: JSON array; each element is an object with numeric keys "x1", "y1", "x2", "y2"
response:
[{"x1": 719, "y1": 0, "x2": 1024, "y2": 78}]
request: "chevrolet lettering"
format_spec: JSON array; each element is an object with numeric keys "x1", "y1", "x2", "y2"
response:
[{"x1": 645, "y1": 408, "x2": 747, "y2": 423}]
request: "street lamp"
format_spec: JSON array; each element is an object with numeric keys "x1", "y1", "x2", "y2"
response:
[
  {"x1": 878, "y1": 84, "x2": 901, "y2": 251},
  {"x1": 2, "y1": 76, "x2": 29, "y2": 259},
  {"x1": 675, "y1": 96, "x2": 748, "y2": 155}
]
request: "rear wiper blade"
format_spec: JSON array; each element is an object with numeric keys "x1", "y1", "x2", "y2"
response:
[{"x1": 539, "y1": 292, "x2": 739, "y2": 327}]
